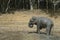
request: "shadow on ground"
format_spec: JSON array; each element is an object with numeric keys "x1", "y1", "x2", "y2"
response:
[{"x1": 0, "y1": 31, "x2": 60, "y2": 40}]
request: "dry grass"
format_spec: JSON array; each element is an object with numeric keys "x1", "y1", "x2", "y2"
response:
[{"x1": 0, "y1": 10, "x2": 60, "y2": 40}]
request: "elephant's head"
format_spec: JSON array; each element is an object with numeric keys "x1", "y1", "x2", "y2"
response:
[{"x1": 28, "y1": 16, "x2": 37, "y2": 28}]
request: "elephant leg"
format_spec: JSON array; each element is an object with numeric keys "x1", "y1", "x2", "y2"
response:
[
  {"x1": 36, "y1": 27, "x2": 40, "y2": 34},
  {"x1": 46, "y1": 25, "x2": 52, "y2": 35},
  {"x1": 37, "y1": 23, "x2": 40, "y2": 34},
  {"x1": 49, "y1": 26, "x2": 53, "y2": 35}
]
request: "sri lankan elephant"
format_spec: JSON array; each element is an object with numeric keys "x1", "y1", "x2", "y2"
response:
[{"x1": 28, "y1": 16, "x2": 54, "y2": 35}]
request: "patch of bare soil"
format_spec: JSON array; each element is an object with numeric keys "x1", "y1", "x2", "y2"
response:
[{"x1": 0, "y1": 10, "x2": 60, "y2": 40}]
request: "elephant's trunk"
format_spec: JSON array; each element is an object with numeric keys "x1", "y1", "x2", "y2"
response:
[{"x1": 28, "y1": 22, "x2": 33, "y2": 28}]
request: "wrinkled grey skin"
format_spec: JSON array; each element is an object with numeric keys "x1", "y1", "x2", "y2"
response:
[{"x1": 28, "y1": 16, "x2": 54, "y2": 35}]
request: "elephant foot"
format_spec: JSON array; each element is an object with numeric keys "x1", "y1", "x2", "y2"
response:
[
  {"x1": 37, "y1": 31, "x2": 40, "y2": 34},
  {"x1": 46, "y1": 33, "x2": 51, "y2": 36}
]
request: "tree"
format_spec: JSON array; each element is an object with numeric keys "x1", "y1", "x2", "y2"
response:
[
  {"x1": 29, "y1": 0, "x2": 33, "y2": 10},
  {"x1": 5, "y1": 0, "x2": 11, "y2": 12}
]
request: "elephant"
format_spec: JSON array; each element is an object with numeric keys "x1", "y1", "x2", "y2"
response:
[{"x1": 28, "y1": 16, "x2": 54, "y2": 35}]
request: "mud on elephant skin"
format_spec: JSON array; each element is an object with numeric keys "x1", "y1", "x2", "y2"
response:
[{"x1": 28, "y1": 16, "x2": 54, "y2": 35}]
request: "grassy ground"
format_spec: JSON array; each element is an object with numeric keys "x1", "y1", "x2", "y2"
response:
[{"x1": 0, "y1": 9, "x2": 60, "y2": 40}]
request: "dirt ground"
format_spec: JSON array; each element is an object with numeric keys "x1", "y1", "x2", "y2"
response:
[{"x1": 0, "y1": 10, "x2": 60, "y2": 40}]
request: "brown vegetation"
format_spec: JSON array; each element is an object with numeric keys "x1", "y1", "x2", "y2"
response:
[{"x1": 0, "y1": 10, "x2": 60, "y2": 40}]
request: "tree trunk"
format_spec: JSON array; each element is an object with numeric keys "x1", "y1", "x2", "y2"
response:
[
  {"x1": 37, "y1": 0, "x2": 39, "y2": 9},
  {"x1": 29, "y1": 0, "x2": 33, "y2": 10},
  {"x1": 5, "y1": 0, "x2": 10, "y2": 12}
]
